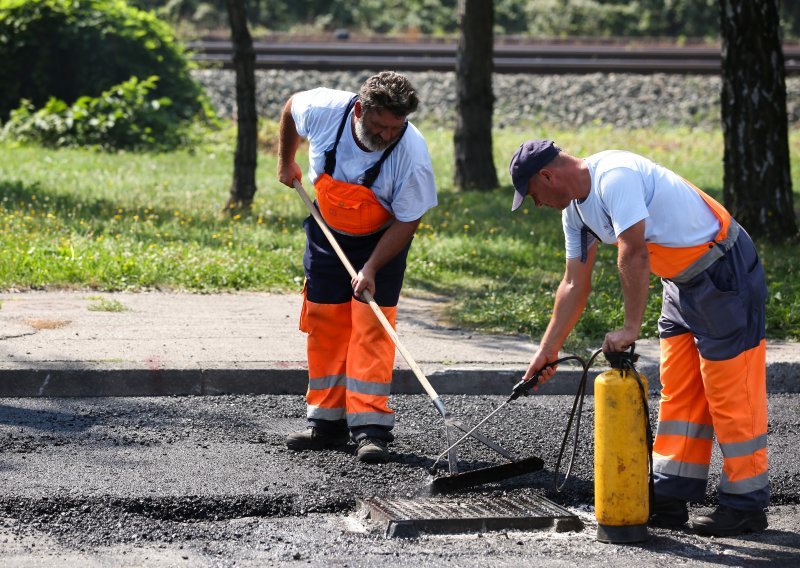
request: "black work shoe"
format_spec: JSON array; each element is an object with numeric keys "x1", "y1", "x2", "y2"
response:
[
  {"x1": 285, "y1": 427, "x2": 350, "y2": 451},
  {"x1": 356, "y1": 437, "x2": 389, "y2": 463},
  {"x1": 692, "y1": 505, "x2": 768, "y2": 537},
  {"x1": 649, "y1": 496, "x2": 689, "y2": 529}
]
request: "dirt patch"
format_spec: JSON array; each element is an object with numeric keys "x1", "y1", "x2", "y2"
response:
[{"x1": 24, "y1": 319, "x2": 71, "y2": 330}]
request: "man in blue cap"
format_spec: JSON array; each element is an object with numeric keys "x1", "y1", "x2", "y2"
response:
[{"x1": 508, "y1": 140, "x2": 769, "y2": 538}]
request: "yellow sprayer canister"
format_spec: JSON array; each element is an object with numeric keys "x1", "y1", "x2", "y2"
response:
[{"x1": 594, "y1": 366, "x2": 649, "y2": 543}]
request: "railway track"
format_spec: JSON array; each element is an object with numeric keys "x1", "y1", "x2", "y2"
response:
[{"x1": 189, "y1": 40, "x2": 800, "y2": 74}]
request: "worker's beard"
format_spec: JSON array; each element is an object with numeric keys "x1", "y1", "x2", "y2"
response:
[{"x1": 354, "y1": 115, "x2": 393, "y2": 152}]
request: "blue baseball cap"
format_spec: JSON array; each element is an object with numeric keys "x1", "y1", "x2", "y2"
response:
[{"x1": 508, "y1": 140, "x2": 560, "y2": 211}]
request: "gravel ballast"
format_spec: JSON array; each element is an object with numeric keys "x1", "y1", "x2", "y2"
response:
[{"x1": 194, "y1": 69, "x2": 800, "y2": 129}]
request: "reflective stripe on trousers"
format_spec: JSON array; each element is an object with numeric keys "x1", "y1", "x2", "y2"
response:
[{"x1": 654, "y1": 228, "x2": 769, "y2": 509}]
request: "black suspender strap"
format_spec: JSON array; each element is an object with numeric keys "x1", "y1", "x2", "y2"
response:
[
  {"x1": 323, "y1": 95, "x2": 358, "y2": 177},
  {"x1": 572, "y1": 201, "x2": 601, "y2": 263}
]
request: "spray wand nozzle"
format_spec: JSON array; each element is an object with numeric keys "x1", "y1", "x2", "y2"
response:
[{"x1": 509, "y1": 370, "x2": 544, "y2": 401}]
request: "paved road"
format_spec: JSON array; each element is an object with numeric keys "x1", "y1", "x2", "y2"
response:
[{"x1": 0, "y1": 394, "x2": 798, "y2": 567}]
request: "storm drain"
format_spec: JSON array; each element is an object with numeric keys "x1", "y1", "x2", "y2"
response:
[{"x1": 357, "y1": 494, "x2": 583, "y2": 538}]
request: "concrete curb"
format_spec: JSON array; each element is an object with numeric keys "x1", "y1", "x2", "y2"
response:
[
  {"x1": 1, "y1": 291, "x2": 797, "y2": 398},
  {"x1": 1, "y1": 361, "x2": 797, "y2": 397}
]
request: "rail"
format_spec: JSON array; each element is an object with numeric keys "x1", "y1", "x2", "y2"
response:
[{"x1": 189, "y1": 40, "x2": 800, "y2": 74}]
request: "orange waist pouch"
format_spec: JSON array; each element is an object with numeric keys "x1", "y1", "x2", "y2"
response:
[{"x1": 314, "y1": 173, "x2": 393, "y2": 235}]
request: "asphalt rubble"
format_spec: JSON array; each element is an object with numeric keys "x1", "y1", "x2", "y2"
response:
[{"x1": 0, "y1": 289, "x2": 798, "y2": 567}]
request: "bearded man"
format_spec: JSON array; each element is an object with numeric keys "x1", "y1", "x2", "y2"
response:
[{"x1": 277, "y1": 71, "x2": 438, "y2": 463}]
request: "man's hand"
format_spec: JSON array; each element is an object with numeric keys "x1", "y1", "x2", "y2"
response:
[
  {"x1": 278, "y1": 161, "x2": 303, "y2": 189},
  {"x1": 351, "y1": 219, "x2": 420, "y2": 301},
  {"x1": 352, "y1": 265, "x2": 377, "y2": 299},
  {"x1": 602, "y1": 328, "x2": 638, "y2": 353},
  {"x1": 522, "y1": 348, "x2": 559, "y2": 391}
]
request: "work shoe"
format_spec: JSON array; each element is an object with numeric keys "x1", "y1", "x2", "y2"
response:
[
  {"x1": 356, "y1": 437, "x2": 389, "y2": 463},
  {"x1": 691, "y1": 505, "x2": 768, "y2": 537},
  {"x1": 649, "y1": 496, "x2": 689, "y2": 529},
  {"x1": 285, "y1": 427, "x2": 350, "y2": 451}
]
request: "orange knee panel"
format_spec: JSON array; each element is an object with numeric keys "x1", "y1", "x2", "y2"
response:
[
  {"x1": 658, "y1": 334, "x2": 710, "y2": 423},
  {"x1": 348, "y1": 300, "x2": 396, "y2": 382},
  {"x1": 302, "y1": 298, "x2": 351, "y2": 411},
  {"x1": 302, "y1": 299, "x2": 351, "y2": 379},
  {"x1": 654, "y1": 334, "x2": 714, "y2": 466},
  {"x1": 699, "y1": 339, "x2": 767, "y2": 438},
  {"x1": 346, "y1": 300, "x2": 396, "y2": 417},
  {"x1": 700, "y1": 339, "x2": 768, "y2": 483}
]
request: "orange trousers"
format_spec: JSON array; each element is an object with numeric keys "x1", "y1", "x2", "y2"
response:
[{"x1": 300, "y1": 297, "x2": 396, "y2": 431}]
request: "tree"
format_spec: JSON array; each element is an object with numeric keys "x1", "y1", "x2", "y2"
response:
[
  {"x1": 0, "y1": 0, "x2": 207, "y2": 123},
  {"x1": 719, "y1": 0, "x2": 797, "y2": 242},
  {"x1": 453, "y1": 0, "x2": 498, "y2": 192},
  {"x1": 224, "y1": 0, "x2": 258, "y2": 212}
]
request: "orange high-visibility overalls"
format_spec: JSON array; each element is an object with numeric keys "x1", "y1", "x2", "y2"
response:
[
  {"x1": 650, "y1": 182, "x2": 769, "y2": 510},
  {"x1": 299, "y1": 96, "x2": 409, "y2": 442}
]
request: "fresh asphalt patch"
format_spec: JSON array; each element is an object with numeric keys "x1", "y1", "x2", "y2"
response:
[{"x1": 0, "y1": 394, "x2": 798, "y2": 566}]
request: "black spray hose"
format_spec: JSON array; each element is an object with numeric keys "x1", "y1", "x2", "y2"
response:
[
  {"x1": 552, "y1": 350, "x2": 602, "y2": 492},
  {"x1": 507, "y1": 346, "x2": 656, "y2": 495},
  {"x1": 547, "y1": 348, "x2": 655, "y2": 497}
]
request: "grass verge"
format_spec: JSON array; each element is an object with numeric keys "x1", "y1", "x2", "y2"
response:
[{"x1": 1, "y1": 122, "x2": 798, "y2": 343}]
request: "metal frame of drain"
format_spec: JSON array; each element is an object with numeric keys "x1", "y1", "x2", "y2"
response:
[{"x1": 357, "y1": 493, "x2": 584, "y2": 538}]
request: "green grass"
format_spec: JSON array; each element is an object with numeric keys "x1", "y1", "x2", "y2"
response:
[
  {"x1": 87, "y1": 298, "x2": 128, "y2": 312},
  {"x1": 1, "y1": 123, "x2": 798, "y2": 343}
]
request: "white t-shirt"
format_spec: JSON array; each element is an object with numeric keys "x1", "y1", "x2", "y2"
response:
[
  {"x1": 291, "y1": 87, "x2": 438, "y2": 222},
  {"x1": 563, "y1": 150, "x2": 720, "y2": 260}
]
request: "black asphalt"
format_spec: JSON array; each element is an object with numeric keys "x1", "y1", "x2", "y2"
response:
[{"x1": 0, "y1": 291, "x2": 798, "y2": 566}]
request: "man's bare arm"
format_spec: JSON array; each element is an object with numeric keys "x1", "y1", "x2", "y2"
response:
[
  {"x1": 602, "y1": 219, "x2": 650, "y2": 352},
  {"x1": 277, "y1": 96, "x2": 303, "y2": 187}
]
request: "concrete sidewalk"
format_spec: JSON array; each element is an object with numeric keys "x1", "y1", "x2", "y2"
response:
[{"x1": 0, "y1": 290, "x2": 797, "y2": 396}]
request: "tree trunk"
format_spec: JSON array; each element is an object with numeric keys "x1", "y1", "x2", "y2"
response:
[
  {"x1": 454, "y1": 0, "x2": 498, "y2": 192},
  {"x1": 719, "y1": 0, "x2": 797, "y2": 242},
  {"x1": 224, "y1": 0, "x2": 258, "y2": 212}
]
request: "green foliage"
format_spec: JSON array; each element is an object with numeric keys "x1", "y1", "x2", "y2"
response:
[
  {"x1": 0, "y1": 0, "x2": 212, "y2": 123},
  {"x1": 87, "y1": 297, "x2": 128, "y2": 311},
  {"x1": 2, "y1": 76, "x2": 189, "y2": 151},
  {"x1": 126, "y1": 0, "x2": 800, "y2": 39}
]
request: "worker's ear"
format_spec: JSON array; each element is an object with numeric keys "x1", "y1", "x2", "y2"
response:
[
  {"x1": 538, "y1": 168, "x2": 554, "y2": 184},
  {"x1": 353, "y1": 100, "x2": 363, "y2": 119}
]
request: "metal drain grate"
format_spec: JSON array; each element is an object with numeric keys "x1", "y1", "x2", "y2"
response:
[{"x1": 358, "y1": 494, "x2": 583, "y2": 538}]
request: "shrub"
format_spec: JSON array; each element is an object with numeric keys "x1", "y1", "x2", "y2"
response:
[
  {"x1": 2, "y1": 75, "x2": 186, "y2": 151},
  {"x1": 0, "y1": 0, "x2": 212, "y2": 123}
]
